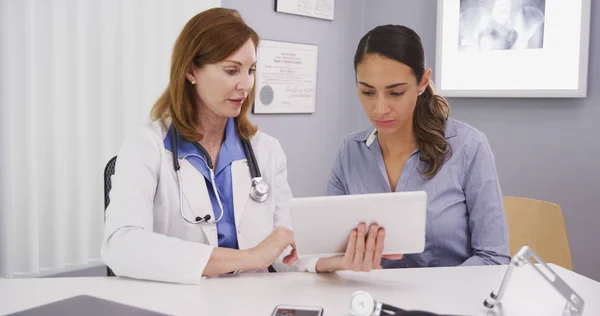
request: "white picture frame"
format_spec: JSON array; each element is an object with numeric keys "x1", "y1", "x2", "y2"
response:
[
  {"x1": 435, "y1": 0, "x2": 591, "y2": 98},
  {"x1": 274, "y1": 0, "x2": 335, "y2": 21},
  {"x1": 254, "y1": 39, "x2": 319, "y2": 114}
]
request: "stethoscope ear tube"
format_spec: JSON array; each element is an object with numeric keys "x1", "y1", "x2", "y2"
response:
[
  {"x1": 171, "y1": 125, "x2": 181, "y2": 171},
  {"x1": 241, "y1": 138, "x2": 260, "y2": 178},
  {"x1": 242, "y1": 138, "x2": 269, "y2": 202},
  {"x1": 191, "y1": 142, "x2": 213, "y2": 170}
]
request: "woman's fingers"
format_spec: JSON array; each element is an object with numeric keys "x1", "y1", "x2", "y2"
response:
[
  {"x1": 372, "y1": 228, "x2": 385, "y2": 267},
  {"x1": 362, "y1": 224, "x2": 379, "y2": 271},
  {"x1": 352, "y1": 223, "x2": 367, "y2": 270},
  {"x1": 344, "y1": 228, "x2": 358, "y2": 268},
  {"x1": 342, "y1": 223, "x2": 401, "y2": 272}
]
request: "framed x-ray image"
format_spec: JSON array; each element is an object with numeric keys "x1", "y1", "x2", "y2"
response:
[{"x1": 435, "y1": 0, "x2": 591, "y2": 98}]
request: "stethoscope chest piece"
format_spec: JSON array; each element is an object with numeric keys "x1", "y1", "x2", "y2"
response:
[
  {"x1": 250, "y1": 177, "x2": 269, "y2": 202},
  {"x1": 350, "y1": 291, "x2": 376, "y2": 316}
]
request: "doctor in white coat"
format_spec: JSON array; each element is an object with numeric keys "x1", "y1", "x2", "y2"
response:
[{"x1": 102, "y1": 8, "x2": 396, "y2": 285}]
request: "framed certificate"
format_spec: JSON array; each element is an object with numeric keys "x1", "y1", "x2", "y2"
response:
[
  {"x1": 435, "y1": 0, "x2": 592, "y2": 98},
  {"x1": 274, "y1": 0, "x2": 335, "y2": 21},
  {"x1": 254, "y1": 39, "x2": 319, "y2": 114}
]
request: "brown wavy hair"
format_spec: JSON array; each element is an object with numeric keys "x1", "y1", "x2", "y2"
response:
[
  {"x1": 151, "y1": 8, "x2": 258, "y2": 141},
  {"x1": 354, "y1": 24, "x2": 451, "y2": 179}
]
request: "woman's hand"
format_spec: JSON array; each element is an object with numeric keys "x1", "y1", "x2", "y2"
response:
[
  {"x1": 315, "y1": 223, "x2": 403, "y2": 272},
  {"x1": 247, "y1": 226, "x2": 298, "y2": 270},
  {"x1": 203, "y1": 226, "x2": 298, "y2": 275}
]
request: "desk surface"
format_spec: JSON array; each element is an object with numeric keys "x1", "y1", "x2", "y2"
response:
[{"x1": 1, "y1": 264, "x2": 599, "y2": 316}]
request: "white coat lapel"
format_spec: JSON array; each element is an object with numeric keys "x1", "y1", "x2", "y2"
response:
[
  {"x1": 232, "y1": 159, "x2": 251, "y2": 229},
  {"x1": 179, "y1": 159, "x2": 218, "y2": 246}
]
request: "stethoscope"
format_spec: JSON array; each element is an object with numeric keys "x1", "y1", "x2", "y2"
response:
[
  {"x1": 350, "y1": 291, "x2": 400, "y2": 316},
  {"x1": 170, "y1": 126, "x2": 269, "y2": 225},
  {"x1": 350, "y1": 291, "x2": 442, "y2": 316}
]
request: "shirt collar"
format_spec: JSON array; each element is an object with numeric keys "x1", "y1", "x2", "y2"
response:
[
  {"x1": 358, "y1": 118, "x2": 458, "y2": 148},
  {"x1": 163, "y1": 117, "x2": 245, "y2": 163},
  {"x1": 164, "y1": 125, "x2": 197, "y2": 158}
]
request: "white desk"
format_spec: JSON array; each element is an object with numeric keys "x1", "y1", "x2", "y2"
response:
[{"x1": 1, "y1": 264, "x2": 599, "y2": 315}]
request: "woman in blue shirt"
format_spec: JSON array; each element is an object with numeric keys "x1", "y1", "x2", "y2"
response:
[{"x1": 327, "y1": 24, "x2": 511, "y2": 268}]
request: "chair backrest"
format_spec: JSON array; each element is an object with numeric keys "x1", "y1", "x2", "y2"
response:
[
  {"x1": 104, "y1": 156, "x2": 117, "y2": 276},
  {"x1": 503, "y1": 196, "x2": 573, "y2": 270},
  {"x1": 104, "y1": 156, "x2": 118, "y2": 212}
]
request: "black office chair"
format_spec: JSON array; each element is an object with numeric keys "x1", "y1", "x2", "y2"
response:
[{"x1": 104, "y1": 156, "x2": 117, "y2": 276}]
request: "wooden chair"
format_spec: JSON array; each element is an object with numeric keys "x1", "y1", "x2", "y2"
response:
[{"x1": 503, "y1": 196, "x2": 573, "y2": 270}]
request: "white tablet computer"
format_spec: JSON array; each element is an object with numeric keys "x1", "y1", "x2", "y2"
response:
[{"x1": 289, "y1": 191, "x2": 427, "y2": 257}]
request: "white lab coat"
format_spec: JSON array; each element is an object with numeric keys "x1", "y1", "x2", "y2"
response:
[{"x1": 101, "y1": 121, "x2": 317, "y2": 284}]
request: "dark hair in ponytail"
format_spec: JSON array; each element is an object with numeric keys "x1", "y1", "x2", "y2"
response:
[{"x1": 354, "y1": 24, "x2": 451, "y2": 179}]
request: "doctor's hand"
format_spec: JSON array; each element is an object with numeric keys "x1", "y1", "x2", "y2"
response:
[
  {"x1": 248, "y1": 226, "x2": 298, "y2": 270},
  {"x1": 315, "y1": 223, "x2": 403, "y2": 273}
]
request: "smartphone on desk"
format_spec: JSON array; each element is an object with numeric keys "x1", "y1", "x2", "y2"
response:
[{"x1": 271, "y1": 304, "x2": 324, "y2": 316}]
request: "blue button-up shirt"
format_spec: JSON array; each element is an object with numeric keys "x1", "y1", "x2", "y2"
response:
[
  {"x1": 164, "y1": 118, "x2": 245, "y2": 249},
  {"x1": 327, "y1": 118, "x2": 510, "y2": 268}
]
